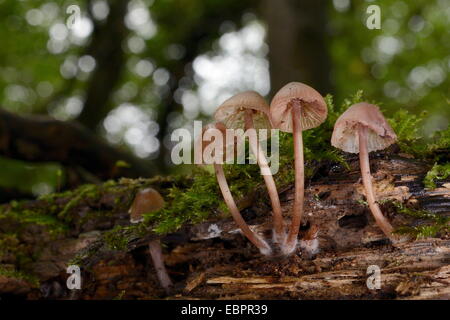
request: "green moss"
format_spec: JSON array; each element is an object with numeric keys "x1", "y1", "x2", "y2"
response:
[
  {"x1": 356, "y1": 199, "x2": 368, "y2": 206},
  {"x1": 57, "y1": 184, "x2": 98, "y2": 221},
  {"x1": 389, "y1": 110, "x2": 450, "y2": 161},
  {"x1": 423, "y1": 163, "x2": 450, "y2": 189},
  {"x1": 103, "y1": 224, "x2": 146, "y2": 251},
  {"x1": 393, "y1": 202, "x2": 449, "y2": 239},
  {"x1": 395, "y1": 225, "x2": 448, "y2": 239},
  {"x1": 103, "y1": 226, "x2": 131, "y2": 251},
  {"x1": 113, "y1": 290, "x2": 126, "y2": 300},
  {"x1": 144, "y1": 168, "x2": 220, "y2": 234},
  {"x1": 0, "y1": 205, "x2": 68, "y2": 237},
  {"x1": 0, "y1": 233, "x2": 20, "y2": 260},
  {"x1": 0, "y1": 205, "x2": 66, "y2": 275},
  {"x1": 0, "y1": 265, "x2": 39, "y2": 287}
]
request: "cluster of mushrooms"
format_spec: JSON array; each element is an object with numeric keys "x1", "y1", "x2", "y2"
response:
[
  {"x1": 196, "y1": 81, "x2": 400, "y2": 257},
  {"x1": 128, "y1": 81, "x2": 400, "y2": 293}
]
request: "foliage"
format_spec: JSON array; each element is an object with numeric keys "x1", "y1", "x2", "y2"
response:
[
  {"x1": 330, "y1": 0, "x2": 450, "y2": 121},
  {"x1": 0, "y1": 201, "x2": 67, "y2": 237},
  {"x1": 103, "y1": 225, "x2": 137, "y2": 251},
  {"x1": 144, "y1": 168, "x2": 220, "y2": 234},
  {"x1": 389, "y1": 110, "x2": 450, "y2": 160}
]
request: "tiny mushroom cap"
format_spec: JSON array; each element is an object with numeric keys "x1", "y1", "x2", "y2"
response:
[
  {"x1": 270, "y1": 82, "x2": 328, "y2": 132},
  {"x1": 129, "y1": 188, "x2": 165, "y2": 224},
  {"x1": 331, "y1": 102, "x2": 397, "y2": 154},
  {"x1": 214, "y1": 91, "x2": 272, "y2": 130}
]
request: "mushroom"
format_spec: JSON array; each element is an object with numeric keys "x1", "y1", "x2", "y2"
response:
[
  {"x1": 214, "y1": 91, "x2": 285, "y2": 246},
  {"x1": 129, "y1": 188, "x2": 173, "y2": 294},
  {"x1": 270, "y1": 82, "x2": 328, "y2": 255},
  {"x1": 331, "y1": 102, "x2": 397, "y2": 240},
  {"x1": 129, "y1": 188, "x2": 165, "y2": 224},
  {"x1": 195, "y1": 121, "x2": 272, "y2": 255}
]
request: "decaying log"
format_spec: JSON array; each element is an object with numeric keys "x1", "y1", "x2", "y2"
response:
[
  {"x1": 0, "y1": 154, "x2": 449, "y2": 299},
  {"x1": 202, "y1": 240, "x2": 450, "y2": 299},
  {"x1": 191, "y1": 154, "x2": 450, "y2": 249}
]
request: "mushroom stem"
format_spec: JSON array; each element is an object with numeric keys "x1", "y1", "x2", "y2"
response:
[
  {"x1": 358, "y1": 125, "x2": 394, "y2": 238},
  {"x1": 148, "y1": 239, "x2": 173, "y2": 295},
  {"x1": 214, "y1": 163, "x2": 272, "y2": 255},
  {"x1": 284, "y1": 102, "x2": 305, "y2": 255},
  {"x1": 244, "y1": 110, "x2": 285, "y2": 245}
]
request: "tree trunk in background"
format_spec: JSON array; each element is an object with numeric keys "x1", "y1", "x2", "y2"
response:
[
  {"x1": 77, "y1": 0, "x2": 129, "y2": 130},
  {"x1": 262, "y1": 0, "x2": 332, "y2": 95}
]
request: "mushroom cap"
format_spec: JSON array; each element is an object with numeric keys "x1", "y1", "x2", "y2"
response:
[
  {"x1": 129, "y1": 188, "x2": 165, "y2": 224},
  {"x1": 331, "y1": 102, "x2": 397, "y2": 153},
  {"x1": 214, "y1": 91, "x2": 272, "y2": 130},
  {"x1": 194, "y1": 122, "x2": 235, "y2": 165},
  {"x1": 270, "y1": 82, "x2": 327, "y2": 132}
]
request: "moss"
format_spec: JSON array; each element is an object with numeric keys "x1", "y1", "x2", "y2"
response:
[
  {"x1": 103, "y1": 226, "x2": 131, "y2": 251},
  {"x1": 102, "y1": 224, "x2": 146, "y2": 251},
  {"x1": 0, "y1": 265, "x2": 40, "y2": 287},
  {"x1": 392, "y1": 202, "x2": 449, "y2": 239},
  {"x1": 389, "y1": 110, "x2": 450, "y2": 161},
  {"x1": 144, "y1": 168, "x2": 220, "y2": 234},
  {"x1": 0, "y1": 233, "x2": 20, "y2": 260},
  {"x1": 113, "y1": 290, "x2": 126, "y2": 300},
  {"x1": 356, "y1": 199, "x2": 368, "y2": 206},
  {"x1": 423, "y1": 162, "x2": 450, "y2": 189},
  {"x1": 57, "y1": 184, "x2": 99, "y2": 222}
]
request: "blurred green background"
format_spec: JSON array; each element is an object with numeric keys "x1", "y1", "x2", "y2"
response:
[{"x1": 0, "y1": 0, "x2": 448, "y2": 199}]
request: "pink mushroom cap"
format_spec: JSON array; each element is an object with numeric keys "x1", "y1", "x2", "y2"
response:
[
  {"x1": 331, "y1": 102, "x2": 397, "y2": 154},
  {"x1": 270, "y1": 82, "x2": 327, "y2": 132},
  {"x1": 214, "y1": 91, "x2": 272, "y2": 130}
]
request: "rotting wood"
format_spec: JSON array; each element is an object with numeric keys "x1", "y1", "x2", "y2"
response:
[{"x1": 0, "y1": 155, "x2": 449, "y2": 299}]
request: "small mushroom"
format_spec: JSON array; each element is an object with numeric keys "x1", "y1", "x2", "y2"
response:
[
  {"x1": 129, "y1": 188, "x2": 165, "y2": 224},
  {"x1": 270, "y1": 82, "x2": 327, "y2": 255},
  {"x1": 331, "y1": 102, "x2": 397, "y2": 240},
  {"x1": 129, "y1": 188, "x2": 173, "y2": 294},
  {"x1": 214, "y1": 91, "x2": 285, "y2": 246},
  {"x1": 196, "y1": 121, "x2": 272, "y2": 255}
]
